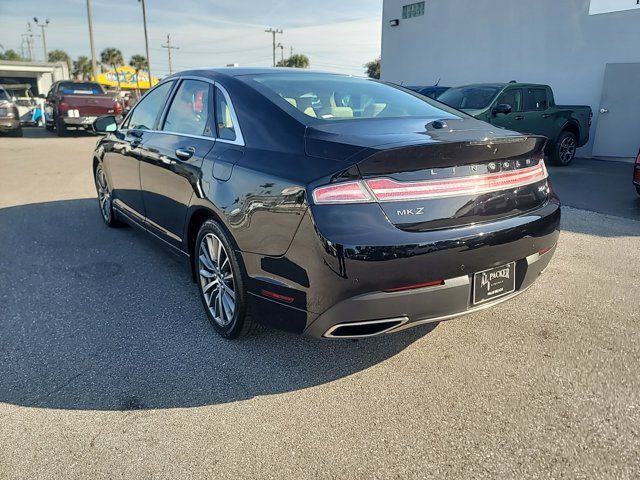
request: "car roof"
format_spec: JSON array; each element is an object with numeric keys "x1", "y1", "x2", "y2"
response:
[
  {"x1": 166, "y1": 67, "x2": 355, "y2": 80},
  {"x1": 452, "y1": 83, "x2": 507, "y2": 89},
  {"x1": 452, "y1": 82, "x2": 547, "y2": 89}
]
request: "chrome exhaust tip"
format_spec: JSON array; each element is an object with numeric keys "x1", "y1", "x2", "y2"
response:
[{"x1": 323, "y1": 317, "x2": 409, "y2": 339}]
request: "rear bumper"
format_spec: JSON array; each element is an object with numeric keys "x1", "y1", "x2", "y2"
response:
[
  {"x1": 60, "y1": 115, "x2": 122, "y2": 128},
  {"x1": 305, "y1": 245, "x2": 555, "y2": 338},
  {"x1": 0, "y1": 118, "x2": 20, "y2": 131},
  {"x1": 61, "y1": 116, "x2": 97, "y2": 128},
  {"x1": 242, "y1": 198, "x2": 560, "y2": 338}
]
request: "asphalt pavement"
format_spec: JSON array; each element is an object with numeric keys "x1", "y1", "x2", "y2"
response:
[
  {"x1": 548, "y1": 158, "x2": 640, "y2": 220},
  {"x1": 0, "y1": 129, "x2": 639, "y2": 479}
]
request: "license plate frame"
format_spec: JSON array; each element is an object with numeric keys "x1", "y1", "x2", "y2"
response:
[{"x1": 473, "y1": 261, "x2": 516, "y2": 305}]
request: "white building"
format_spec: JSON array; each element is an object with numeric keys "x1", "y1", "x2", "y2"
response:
[
  {"x1": 0, "y1": 60, "x2": 69, "y2": 96},
  {"x1": 381, "y1": 0, "x2": 640, "y2": 160}
]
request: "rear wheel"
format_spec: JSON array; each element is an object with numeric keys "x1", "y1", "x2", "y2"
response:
[
  {"x1": 551, "y1": 131, "x2": 577, "y2": 166},
  {"x1": 94, "y1": 164, "x2": 123, "y2": 227},
  {"x1": 195, "y1": 220, "x2": 256, "y2": 339},
  {"x1": 55, "y1": 116, "x2": 67, "y2": 137}
]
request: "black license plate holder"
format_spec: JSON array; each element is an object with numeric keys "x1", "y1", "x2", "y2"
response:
[{"x1": 473, "y1": 262, "x2": 516, "y2": 305}]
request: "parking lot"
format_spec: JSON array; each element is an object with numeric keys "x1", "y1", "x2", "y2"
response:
[{"x1": 1, "y1": 128, "x2": 639, "y2": 479}]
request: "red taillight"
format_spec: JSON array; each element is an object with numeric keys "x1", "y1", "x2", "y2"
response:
[
  {"x1": 366, "y1": 163, "x2": 547, "y2": 202},
  {"x1": 58, "y1": 102, "x2": 69, "y2": 112},
  {"x1": 312, "y1": 160, "x2": 548, "y2": 205},
  {"x1": 384, "y1": 279, "x2": 444, "y2": 293},
  {"x1": 114, "y1": 101, "x2": 123, "y2": 115},
  {"x1": 312, "y1": 180, "x2": 373, "y2": 204}
]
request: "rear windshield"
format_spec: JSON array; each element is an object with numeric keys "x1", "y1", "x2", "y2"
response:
[
  {"x1": 249, "y1": 73, "x2": 461, "y2": 121},
  {"x1": 58, "y1": 82, "x2": 104, "y2": 95},
  {"x1": 438, "y1": 86, "x2": 502, "y2": 110}
]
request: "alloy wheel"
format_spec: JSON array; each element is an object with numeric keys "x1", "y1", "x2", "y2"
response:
[
  {"x1": 559, "y1": 135, "x2": 576, "y2": 164},
  {"x1": 198, "y1": 233, "x2": 236, "y2": 327},
  {"x1": 95, "y1": 167, "x2": 112, "y2": 223}
]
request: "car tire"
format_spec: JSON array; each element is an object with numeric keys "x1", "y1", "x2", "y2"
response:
[
  {"x1": 551, "y1": 130, "x2": 577, "y2": 166},
  {"x1": 11, "y1": 127, "x2": 23, "y2": 137},
  {"x1": 55, "y1": 116, "x2": 67, "y2": 137},
  {"x1": 94, "y1": 163, "x2": 123, "y2": 228},
  {"x1": 195, "y1": 219, "x2": 257, "y2": 339}
]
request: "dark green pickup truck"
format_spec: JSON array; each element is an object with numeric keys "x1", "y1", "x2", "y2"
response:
[{"x1": 438, "y1": 83, "x2": 592, "y2": 165}]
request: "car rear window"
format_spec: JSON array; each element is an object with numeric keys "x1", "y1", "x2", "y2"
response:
[
  {"x1": 438, "y1": 86, "x2": 502, "y2": 110},
  {"x1": 58, "y1": 82, "x2": 105, "y2": 95},
  {"x1": 249, "y1": 73, "x2": 461, "y2": 122}
]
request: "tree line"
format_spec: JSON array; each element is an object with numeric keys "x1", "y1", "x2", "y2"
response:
[{"x1": 1, "y1": 47, "x2": 381, "y2": 79}]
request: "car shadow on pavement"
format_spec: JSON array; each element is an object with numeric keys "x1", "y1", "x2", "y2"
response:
[{"x1": 0, "y1": 199, "x2": 435, "y2": 411}]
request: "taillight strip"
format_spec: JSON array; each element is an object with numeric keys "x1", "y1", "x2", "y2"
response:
[{"x1": 366, "y1": 163, "x2": 547, "y2": 201}]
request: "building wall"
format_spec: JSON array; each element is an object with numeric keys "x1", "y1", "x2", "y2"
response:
[
  {"x1": 381, "y1": 0, "x2": 640, "y2": 156},
  {"x1": 0, "y1": 61, "x2": 69, "y2": 95}
]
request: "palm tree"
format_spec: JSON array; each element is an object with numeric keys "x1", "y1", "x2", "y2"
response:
[
  {"x1": 100, "y1": 47, "x2": 124, "y2": 91},
  {"x1": 276, "y1": 53, "x2": 310, "y2": 69},
  {"x1": 364, "y1": 58, "x2": 380, "y2": 79},
  {"x1": 48, "y1": 49, "x2": 72, "y2": 70},
  {"x1": 72, "y1": 56, "x2": 92, "y2": 80},
  {"x1": 129, "y1": 54, "x2": 148, "y2": 96}
]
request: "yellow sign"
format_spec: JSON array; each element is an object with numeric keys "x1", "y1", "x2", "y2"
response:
[{"x1": 95, "y1": 66, "x2": 159, "y2": 90}]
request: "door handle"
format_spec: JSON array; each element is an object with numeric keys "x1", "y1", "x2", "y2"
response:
[
  {"x1": 542, "y1": 114, "x2": 551, "y2": 118},
  {"x1": 514, "y1": 115, "x2": 525, "y2": 120},
  {"x1": 175, "y1": 146, "x2": 195, "y2": 160}
]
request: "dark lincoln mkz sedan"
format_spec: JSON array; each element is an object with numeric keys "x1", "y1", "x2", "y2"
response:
[{"x1": 91, "y1": 68, "x2": 560, "y2": 339}]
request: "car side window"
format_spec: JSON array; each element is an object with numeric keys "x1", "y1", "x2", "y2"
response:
[
  {"x1": 523, "y1": 88, "x2": 548, "y2": 111},
  {"x1": 125, "y1": 81, "x2": 173, "y2": 131},
  {"x1": 496, "y1": 89, "x2": 522, "y2": 112},
  {"x1": 163, "y1": 80, "x2": 213, "y2": 136},
  {"x1": 214, "y1": 85, "x2": 237, "y2": 141}
]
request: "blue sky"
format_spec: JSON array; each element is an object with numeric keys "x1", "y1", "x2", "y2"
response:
[{"x1": 0, "y1": 0, "x2": 383, "y2": 77}]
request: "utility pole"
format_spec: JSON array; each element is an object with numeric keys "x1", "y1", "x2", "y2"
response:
[
  {"x1": 86, "y1": 0, "x2": 98, "y2": 80},
  {"x1": 161, "y1": 34, "x2": 179, "y2": 75},
  {"x1": 138, "y1": 0, "x2": 153, "y2": 86},
  {"x1": 33, "y1": 18, "x2": 49, "y2": 61},
  {"x1": 25, "y1": 23, "x2": 38, "y2": 62},
  {"x1": 264, "y1": 27, "x2": 283, "y2": 67},
  {"x1": 276, "y1": 42, "x2": 284, "y2": 65}
]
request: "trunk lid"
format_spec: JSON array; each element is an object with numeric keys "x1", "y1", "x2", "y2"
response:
[
  {"x1": 307, "y1": 118, "x2": 549, "y2": 231},
  {"x1": 61, "y1": 94, "x2": 118, "y2": 116}
]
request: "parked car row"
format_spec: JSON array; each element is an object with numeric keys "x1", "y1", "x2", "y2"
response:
[{"x1": 407, "y1": 82, "x2": 592, "y2": 166}]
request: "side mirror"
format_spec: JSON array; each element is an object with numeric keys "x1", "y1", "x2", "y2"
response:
[
  {"x1": 93, "y1": 115, "x2": 118, "y2": 134},
  {"x1": 492, "y1": 103, "x2": 513, "y2": 116}
]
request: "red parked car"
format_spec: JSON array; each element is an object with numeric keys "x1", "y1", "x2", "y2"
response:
[{"x1": 45, "y1": 81, "x2": 122, "y2": 136}]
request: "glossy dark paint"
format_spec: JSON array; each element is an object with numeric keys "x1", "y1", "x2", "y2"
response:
[{"x1": 92, "y1": 68, "x2": 560, "y2": 337}]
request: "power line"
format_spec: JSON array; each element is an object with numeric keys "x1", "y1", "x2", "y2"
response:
[{"x1": 161, "y1": 34, "x2": 179, "y2": 74}]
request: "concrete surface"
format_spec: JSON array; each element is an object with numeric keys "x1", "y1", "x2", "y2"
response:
[
  {"x1": 1, "y1": 128, "x2": 639, "y2": 479},
  {"x1": 548, "y1": 158, "x2": 640, "y2": 221}
]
